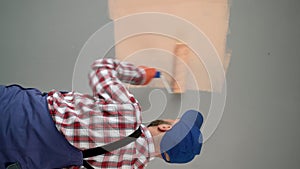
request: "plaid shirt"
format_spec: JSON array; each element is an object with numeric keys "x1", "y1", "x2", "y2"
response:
[{"x1": 47, "y1": 59, "x2": 155, "y2": 169}]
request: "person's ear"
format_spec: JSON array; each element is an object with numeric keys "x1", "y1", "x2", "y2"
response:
[{"x1": 158, "y1": 124, "x2": 172, "y2": 132}]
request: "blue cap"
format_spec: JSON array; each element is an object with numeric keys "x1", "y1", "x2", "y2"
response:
[{"x1": 160, "y1": 110, "x2": 204, "y2": 163}]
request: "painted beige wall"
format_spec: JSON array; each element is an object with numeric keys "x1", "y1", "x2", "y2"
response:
[{"x1": 109, "y1": 0, "x2": 231, "y2": 92}]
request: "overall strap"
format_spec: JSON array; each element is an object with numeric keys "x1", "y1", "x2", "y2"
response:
[{"x1": 82, "y1": 126, "x2": 142, "y2": 169}]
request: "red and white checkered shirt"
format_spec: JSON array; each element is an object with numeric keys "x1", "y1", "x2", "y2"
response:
[{"x1": 47, "y1": 59, "x2": 155, "y2": 169}]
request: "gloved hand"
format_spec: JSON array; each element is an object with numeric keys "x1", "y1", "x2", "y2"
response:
[{"x1": 139, "y1": 66, "x2": 157, "y2": 85}]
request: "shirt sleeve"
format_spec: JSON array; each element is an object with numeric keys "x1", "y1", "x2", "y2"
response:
[{"x1": 89, "y1": 58, "x2": 146, "y2": 103}]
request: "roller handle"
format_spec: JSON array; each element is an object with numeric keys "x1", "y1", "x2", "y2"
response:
[{"x1": 154, "y1": 71, "x2": 161, "y2": 78}]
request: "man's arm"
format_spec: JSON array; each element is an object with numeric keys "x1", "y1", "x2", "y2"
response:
[{"x1": 89, "y1": 58, "x2": 146, "y2": 103}]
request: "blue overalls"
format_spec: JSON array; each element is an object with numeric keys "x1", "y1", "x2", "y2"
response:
[{"x1": 0, "y1": 85, "x2": 83, "y2": 169}]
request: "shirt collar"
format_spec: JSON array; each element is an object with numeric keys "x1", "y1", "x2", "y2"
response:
[{"x1": 140, "y1": 124, "x2": 156, "y2": 158}]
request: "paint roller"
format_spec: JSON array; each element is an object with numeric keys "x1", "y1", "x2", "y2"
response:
[
  {"x1": 172, "y1": 43, "x2": 189, "y2": 93},
  {"x1": 153, "y1": 43, "x2": 190, "y2": 94}
]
